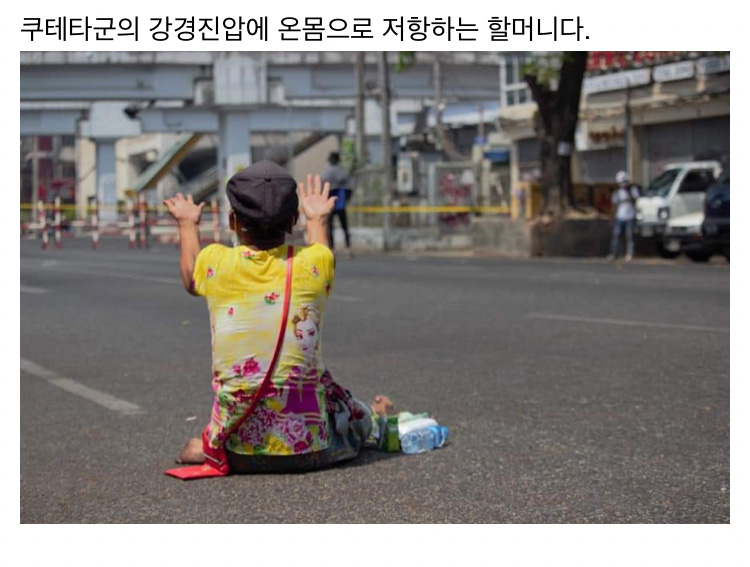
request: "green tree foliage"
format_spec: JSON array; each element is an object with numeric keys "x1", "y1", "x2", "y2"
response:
[
  {"x1": 395, "y1": 51, "x2": 416, "y2": 73},
  {"x1": 340, "y1": 138, "x2": 360, "y2": 172}
]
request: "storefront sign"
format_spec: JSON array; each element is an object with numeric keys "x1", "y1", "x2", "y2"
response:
[
  {"x1": 653, "y1": 61, "x2": 695, "y2": 82},
  {"x1": 697, "y1": 55, "x2": 730, "y2": 75},
  {"x1": 483, "y1": 149, "x2": 510, "y2": 163},
  {"x1": 588, "y1": 128, "x2": 625, "y2": 144},
  {"x1": 582, "y1": 69, "x2": 650, "y2": 94},
  {"x1": 576, "y1": 121, "x2": 625, "y2": 151}
]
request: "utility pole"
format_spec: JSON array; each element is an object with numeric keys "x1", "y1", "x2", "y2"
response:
[
  {"x1": 355, "y1": 52, "x2": 366, "y2": 168},
  {"x1": 498, "y1": 55, "x2": 506, "y2": 110},
  {"x1": 433, "y1": 55, "x2": 442, "y2": 152},
  {"x1": 378, "y1": 52, "x2": 393, "y2": 242},
  {"x1": 478, "y1": 103, "x2": 485, "y2": 141},
  {"x1": 624, "y1": 76, "x2": 632, "y2": 177},
  {"x1": 433, "y1": 53, "x2": 466, "y2": 161},
  {"x1": 286, "y1": 104, "x2": 294, "y2": 178}
]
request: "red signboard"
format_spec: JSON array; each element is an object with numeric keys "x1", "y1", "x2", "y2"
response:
[{"x1": 587, "y1": 51, "x2": 696, "y2": 73}]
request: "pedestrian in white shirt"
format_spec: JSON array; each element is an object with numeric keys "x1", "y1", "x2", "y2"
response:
[{"x1": 607, "y1": 170, "x2": 640, "y2": 261}]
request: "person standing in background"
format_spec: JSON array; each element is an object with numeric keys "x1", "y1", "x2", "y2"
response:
[
  {"x1": 321, "y1": 152, "x2": 353, "y2": 258},
  {"x1": 607, "y1": 170, "x2": 640, "y2": 262},
  {"x1": 513, "y1": 184, "x2": 527, "y2": 219}
]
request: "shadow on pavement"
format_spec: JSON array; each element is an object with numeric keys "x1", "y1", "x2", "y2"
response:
[{"x1": 335, "y1": 448, "x2": 404, "y2": 471}]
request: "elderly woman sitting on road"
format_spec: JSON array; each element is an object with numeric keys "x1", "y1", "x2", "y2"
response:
[{"x1": 163, "y1": 161, "x2": 392, "y2": 477}]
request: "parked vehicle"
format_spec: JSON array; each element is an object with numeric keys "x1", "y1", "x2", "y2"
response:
[
  {"x1": 636, "y1": 161, "x2": 722, "y2": 257},
  {"x1": 662, "y1": 212, "x2": 713, "y2": 262},
  {"x1": 702, "y1": 168, "x2": 730, "y2": 261}
]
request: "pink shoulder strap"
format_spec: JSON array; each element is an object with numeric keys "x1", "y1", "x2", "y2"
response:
[{"x1": 166, "y1": 245, "x2": 295, "y2": 480}]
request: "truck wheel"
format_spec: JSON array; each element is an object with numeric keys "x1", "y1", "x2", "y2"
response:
[
  {"x1": 657, "y1": 243, "x2": 680, "y2": 259},
  {"x1": 686, "y1": 250, "x2": 712, "y2": 263}
]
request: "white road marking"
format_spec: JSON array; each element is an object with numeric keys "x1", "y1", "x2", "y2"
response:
[
  {"x1": 22, "y1": 263, "x2": 181, "y2": 285},
  {"x1": 330, "y1": 294, "x2": 361, "y2": 302},
  {"x1": 20, "y1": 285, "x2": 50, "y2": 294},
  {"x1": 24, "y1": 261, "x2": 358, "y2": 293},
  {"x1": 20, "y1": 358, "x2": 144, "y2": 415},
  {"x1": 528, "y1": 313, "x2": 729, "y2": 333},
  {"x1": 66, "y1": 268, "x2": 181, "y2": 285}
]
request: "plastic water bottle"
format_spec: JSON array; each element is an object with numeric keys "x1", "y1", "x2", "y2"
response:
[
  {"x1": 400, "y1": 425, "x2": 449, "y2": 454},
  {"x1": 397, "y1": 414, "x2": 436, "y2": 437}
]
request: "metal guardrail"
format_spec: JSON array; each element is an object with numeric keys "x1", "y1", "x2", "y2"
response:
[{"x1": 20, "y1": 197, "x2": 223, "y2": 249}]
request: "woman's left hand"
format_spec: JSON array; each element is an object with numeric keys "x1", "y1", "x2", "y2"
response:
[{"x1": 164, "y1": 193, "x2": 205, "y2": 225}]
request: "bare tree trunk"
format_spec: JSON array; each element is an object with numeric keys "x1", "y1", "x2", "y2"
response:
[
  {"x1": 558, "y1": 152, "x2": 573, "y2": 209},
  {"x1": 535, "y1": 115, "x2": 559, "y2": 215},
  {"x1": 525, "y1": 51, "x2": 588, "y2": 216},
  {"x1": 556, "y1": 52, "x2": 587, "y2": 210}
]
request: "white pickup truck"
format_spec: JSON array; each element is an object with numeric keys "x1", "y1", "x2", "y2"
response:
[{"x1": 636, "y1": 161, "x2": 722, "y2": 257}]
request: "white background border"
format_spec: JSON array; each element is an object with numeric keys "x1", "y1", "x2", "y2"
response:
[{"x1": 4, "y1": 0, "x2": 743, "y2": 564}]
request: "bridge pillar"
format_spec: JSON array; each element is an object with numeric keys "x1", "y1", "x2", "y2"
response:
[
  {"x1": 217, "y1": 111, "x2": 252, "y2": 230},
  {"x1": 95, "y1": 140, "x2": 117, "y2": 224},
  {"x1": 80, "y1": 102, "x2": 140, "y2": 225}
]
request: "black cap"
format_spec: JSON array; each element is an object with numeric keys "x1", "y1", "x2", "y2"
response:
[{"x1": 226, "y1": 160, "x2": 298, "y2": 233}]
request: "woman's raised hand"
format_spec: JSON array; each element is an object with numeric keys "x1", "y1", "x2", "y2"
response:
[
  {"x1": 298, "y1": 174, "x2": 337, "y2": 222},
  {"x1": 163, "y1": 193, "x2": 205, "y2": 225}
]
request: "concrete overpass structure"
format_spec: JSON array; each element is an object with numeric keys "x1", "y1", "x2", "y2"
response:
[{"x1": 21, "y1": 51, "x2": 503, "y2": 218}]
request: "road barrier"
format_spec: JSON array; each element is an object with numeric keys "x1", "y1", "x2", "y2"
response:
[
  {"x1": 138, "y1": 195, "x2": 148, "y2": 249},
  {"x1": 91, "y1": 199, "x2": 99, "y2": 249},
  {"x1": 20, "y1": 201, "x2": 513, "y2": 250},
  {"x1": 54, "y1": 197, "x2": 62, "y2": 249},
  {"x1": 21, "y1": 200, "x2": 223, "y2": 250},
  {"x1": 38, "y1": 201, "x2": 48, "y2": 249},
  {"x1": 21, "y1": 203, "x2": 512, "y2": 214},
  {"x1": 126, "y1": 198, "x2": 135, "y2": 248}
]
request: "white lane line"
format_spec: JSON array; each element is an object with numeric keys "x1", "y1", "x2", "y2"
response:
[
  {"x1": 528, "y1": 313, "x2": 729, "y2": 333},
  {"x1": 20, "y1": 358, "x2": 145, "y2": 416},
  {"x1": 330, "y1": 294, "x2": 361, "y2": 302},
  {"x1": 67, "y1": 268, "x2": 180, "y2": 285},
  {"x1": 21, "y1": 263, "x2": 181, "y2": 286},
  {"x1": 25, "y1": 262, "x2": 356, "y2": 294},
  {"x1": 20, "y1": 285, "x2": 50, "y2": 294}
]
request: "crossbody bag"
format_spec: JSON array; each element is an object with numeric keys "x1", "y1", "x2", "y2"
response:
[{"x1": 165, "y1": 245, "x2": 295, "y2": 480}]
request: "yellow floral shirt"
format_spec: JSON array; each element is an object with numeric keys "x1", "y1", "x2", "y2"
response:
[{"x1": 192, "y1": 243, "x2": 335, "y2": 456}]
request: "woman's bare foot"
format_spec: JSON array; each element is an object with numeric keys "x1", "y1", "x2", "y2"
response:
[
  {"x1": 371, "y1": 395, "x2": 394, "y2": 417},
  {"x1": 176, "y1": 437, "x2": 205, "y2": 464}
]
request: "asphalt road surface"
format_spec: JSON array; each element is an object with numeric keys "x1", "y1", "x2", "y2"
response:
[{"x1": 20, "y1": 239, "x2": 730, "y2": 523}]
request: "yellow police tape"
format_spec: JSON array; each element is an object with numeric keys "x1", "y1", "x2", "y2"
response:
[
  {"x1": 21, "y1": 203, "x2": 510, "y2": 214},
  {"x1": 348, "y1": 205, "x2": 510, "y2": 214}
]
